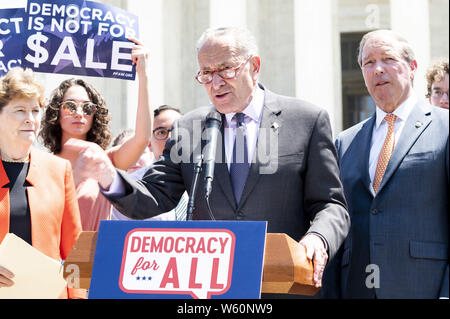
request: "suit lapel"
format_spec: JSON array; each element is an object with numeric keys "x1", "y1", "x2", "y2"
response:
[
  {"x1": 359, "y1": 116, "x2": 376, "y2": 195},
  {"x1": 0, "y1": 148, "x2": 48, "y2": 247},
  {"x1": 238, "y1": 89, "x2": 281, "y2": 208},
  {"x1": 0, "y1": 160, "x2": 10, "y2": 243},
  {"x1": 26, "y1": 148, "x2": 39, "y2": 187},
  {"x1": 25, "y1": 148, "x2": 44, "y2": 248},
  {"x1": 342, "y1": 114, "x2": 375, "y2": 196},
  {"x1": 0, "y1": 149, "x2": 37, "y2": 244},
  {"x1": 376, "y1": 102, "x2": 432, "y2": 194}
]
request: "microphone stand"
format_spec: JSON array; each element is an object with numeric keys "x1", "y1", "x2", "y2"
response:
[{"x1": 186, "y1": 155, "x2": 203, "y2": 221}]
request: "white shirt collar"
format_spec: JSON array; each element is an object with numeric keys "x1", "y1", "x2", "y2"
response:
[
  {"x1": 225, "y1": 85, "x2": 265, "y2": 126},
  {"x1": 375, "y1": 92, "x2": 418, "y2": 128}
]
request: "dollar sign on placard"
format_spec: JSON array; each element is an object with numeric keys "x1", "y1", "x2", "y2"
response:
[{"x1": 25, "y1": 32, "x2": 49, "y2": 68}]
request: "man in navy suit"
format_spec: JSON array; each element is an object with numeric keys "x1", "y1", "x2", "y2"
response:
[{"x1": 322, "y1": 29, "x2": 449, "y2": 299}]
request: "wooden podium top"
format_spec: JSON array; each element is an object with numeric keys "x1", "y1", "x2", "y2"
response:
[
  {"x1": 262, "y1": 233, "x2": 319, "y2": 296},
  {"x1": 64, "y1": 231, "x2": 319, "y2": 296}
]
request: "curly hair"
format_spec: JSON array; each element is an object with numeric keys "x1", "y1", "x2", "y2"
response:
[
  {"x1": 39, "y1": 78, "x2": 112, "y2": 154},
  {"x1": 426, "y1": 58, "x2": 449, "y2": 98}
]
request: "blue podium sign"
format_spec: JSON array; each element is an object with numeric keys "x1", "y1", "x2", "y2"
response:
[{"x1": 88, "y1": 220, "x2": 267, "y2": 299}]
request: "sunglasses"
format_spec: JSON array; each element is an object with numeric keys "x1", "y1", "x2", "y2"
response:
[{"x1": 60, "y1": 100, "x2": 97, "y2": 116}]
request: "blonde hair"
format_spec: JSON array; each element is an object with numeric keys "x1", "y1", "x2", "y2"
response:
[{"x1": 0, "y1": 67, "x2": 45, "y2": 112}]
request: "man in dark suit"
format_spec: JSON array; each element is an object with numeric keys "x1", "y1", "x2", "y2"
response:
[
  {"x1": 322, "y1": 29, "x2": 449, "y2": 299},
  {"x1": 84, "y1": 26, "x2": 350, "y2": 290}
]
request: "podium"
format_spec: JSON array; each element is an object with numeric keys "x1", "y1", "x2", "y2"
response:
[{"x1": 64, "y1": 231, "x2": 319, "y2": 297}]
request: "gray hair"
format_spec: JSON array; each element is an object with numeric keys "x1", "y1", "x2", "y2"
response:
[
  {"x1": 357, "y1": 29, "x2": 416, "y2": 67},
  {"x1": 196, "y1": 26, "x2": 258, "y2": 59}
]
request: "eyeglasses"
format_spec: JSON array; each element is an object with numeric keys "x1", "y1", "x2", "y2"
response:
[
  {"x1": 153, "y1": 127, "x2": 173, "y2": 140},
  {"x1": 431, "y1": 89, "x2": 449, "y2": 99},
  {"x1": 195, "y1": 56, "x2": 253, "y2": 84},
  {"x1": 60, "y1": 100, "x2": 97, "y2": 116}
]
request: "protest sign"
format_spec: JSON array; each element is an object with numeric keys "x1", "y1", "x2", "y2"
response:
[
  {"x1": 0, "y1": 8, "x2": 26, "y2": 76},
  {"x1": 88, "y1": 220, "x2": 267, "y2": 299},
  {"x1": 21, "y1": 0, "x2": 139, "y2": 80},
  {"x1": 119, "y1": 228, "x2": 235, "y2": 299}
]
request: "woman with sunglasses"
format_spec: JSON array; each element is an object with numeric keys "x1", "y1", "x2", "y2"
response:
[
  {"x1": 0, "y1": 67, "x2": 84, "y2": 298},
  {"x1": 39, "y1": 38, "x2": 153, "y2": 231}
]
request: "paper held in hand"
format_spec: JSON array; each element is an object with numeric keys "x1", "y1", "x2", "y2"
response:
[{"x1": 0, "y1": 233, "x2": 66, "y2": 299}]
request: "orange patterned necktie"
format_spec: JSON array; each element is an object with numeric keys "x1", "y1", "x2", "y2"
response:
[{"x1": 373, "y1": 113, "x2": 397, "y2": 193}]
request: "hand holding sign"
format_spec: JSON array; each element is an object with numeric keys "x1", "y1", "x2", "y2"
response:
[{"x1": 129, "y1": 37, "x2": 150, "y2": 76}]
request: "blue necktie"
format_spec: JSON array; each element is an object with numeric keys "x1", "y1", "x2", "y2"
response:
[
  {"x1": 230, "y1": 113, "x2": 250, "y2": 205},
  {"x1": 174, "y1": 192, "x2": 188, "y2": 221}
]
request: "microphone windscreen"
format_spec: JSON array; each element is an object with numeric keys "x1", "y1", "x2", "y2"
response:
[{"x1": 206, "y1": 110, "x2": 222, "y2": 124}]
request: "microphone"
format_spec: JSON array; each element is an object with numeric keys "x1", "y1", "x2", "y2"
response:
[{"x1": 204, "y1": 110, "x2": 222, "y2": 199}]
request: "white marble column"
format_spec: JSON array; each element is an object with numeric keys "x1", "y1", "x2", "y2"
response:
[
  {"x1": 210, "y1": 0, "x2": 247, "y2": 28},
  {"x1": 294, "y1": 0, "x2": 342, "y2": 134},
  {"x1": 125, "y1": 0, "x2": 164, "y2": 130},
  {"x1": 390, "y1": 0, "x2": 430, "y2": 99}
]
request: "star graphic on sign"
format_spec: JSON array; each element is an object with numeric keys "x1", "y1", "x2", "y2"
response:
[{"x1": 134, "y1": 274, "x2": 153, "y2": 281}]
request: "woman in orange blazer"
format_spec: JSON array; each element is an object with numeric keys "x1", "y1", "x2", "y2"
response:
[{"x1": 0, "y1": 67, "x2": 84, "y2": 298}]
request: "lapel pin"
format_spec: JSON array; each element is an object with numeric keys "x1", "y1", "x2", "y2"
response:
[{"x1": 415, "y1": 121, "x2": 423, "y2": 128}]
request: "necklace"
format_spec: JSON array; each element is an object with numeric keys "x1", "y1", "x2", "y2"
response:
[
  {"x1": 0, "y1": 152, "x2": 30, "y2": 163},
  {"x1": 2, "y1": 158, "x2": 29, "y2": 163}
]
